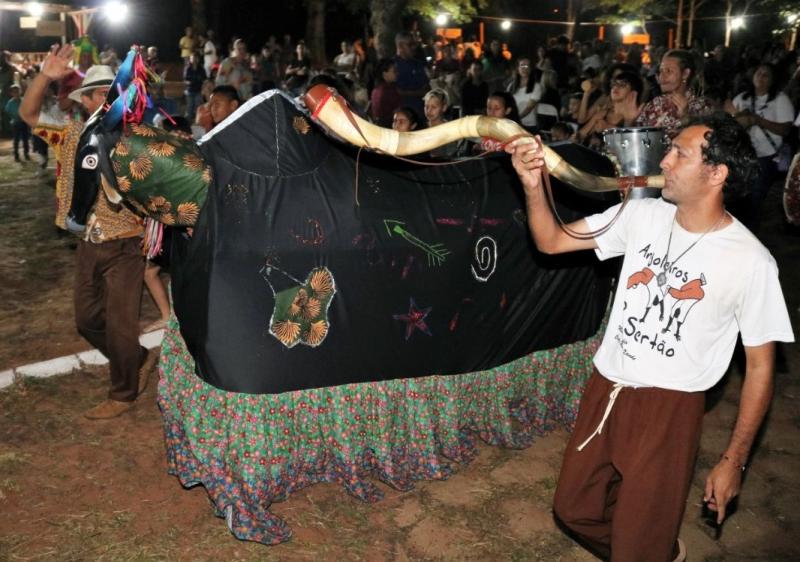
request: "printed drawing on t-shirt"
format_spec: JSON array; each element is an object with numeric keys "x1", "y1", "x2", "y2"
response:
[
  {"x1": 616, "y1": 242, "x2": 708, "y2": 359},
  {"x1": 663, "y1": 276, "x2": 706, "y2": 340}
]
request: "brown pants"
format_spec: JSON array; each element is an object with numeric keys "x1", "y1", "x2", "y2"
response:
[
  {"x1": 553, "y1": 370, "x2": 705, "y2": 562},
  {"x1": 74, "y1": 238, "x2": 146, "y2": 402}
]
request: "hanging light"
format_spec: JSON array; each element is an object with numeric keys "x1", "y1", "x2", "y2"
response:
[
  {"x1": 621, "y1": 23, "x2": 635, "y2": 35},
  {"x1": 731, "y1": 16, "x2": 745, "y2": 30},
  {"x1": 26, "y1": 2, "x2": 44, "y2": 17},
  {"x1": 435, "y1": 13, "x2": 448, "y2": 26},
  {"x1": 103, "y1": 1, "x2": 129, "y2": 24},
  {"x1": 501, "y1": 20, "x2": 512, "y2": 31}
]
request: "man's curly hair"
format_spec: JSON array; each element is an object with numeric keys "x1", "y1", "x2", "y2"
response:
[{"x1": 686, "y1": 112, "x2": 759, "y2": 203}]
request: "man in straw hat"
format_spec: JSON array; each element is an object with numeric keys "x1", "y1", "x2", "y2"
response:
[
  {"x1": 21, "y1": 44, "x2": 158, "y2": 420},
  {"x1": 506, "y1": 115, "x2": 793, "y2": 560}
]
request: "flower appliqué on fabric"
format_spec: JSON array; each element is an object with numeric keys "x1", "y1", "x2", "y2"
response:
[
  {"x1": 268, "y1": 267, "x2": 336, "y2": 348},
  {"x1": 292, "y1": 116, "x2": 311, "y2": 135}
]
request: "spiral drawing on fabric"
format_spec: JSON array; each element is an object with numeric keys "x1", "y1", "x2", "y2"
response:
[{"x1": 470, "y1": 236, "x2": 497, "y2": 282}]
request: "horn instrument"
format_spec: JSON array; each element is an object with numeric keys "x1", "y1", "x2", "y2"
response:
[{"x1": 304, "y1": 85, "x2": 664, "y2": 194}]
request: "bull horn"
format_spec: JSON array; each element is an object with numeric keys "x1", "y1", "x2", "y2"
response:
[{"x1": 304, "y1": 85, "x2": 664, "y2": 194}]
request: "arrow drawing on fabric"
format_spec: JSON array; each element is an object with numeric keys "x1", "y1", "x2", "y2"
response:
[{"x1": 384, "y1": 220, "x2": 450, "y2": 266}]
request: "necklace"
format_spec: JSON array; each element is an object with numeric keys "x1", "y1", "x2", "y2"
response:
[{"x1": 657, "y1": 211, "x2": 727, "y2": 288}]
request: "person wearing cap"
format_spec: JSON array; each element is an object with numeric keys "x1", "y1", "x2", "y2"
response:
[{"x1": 21, "y1": 44, "x2": 157, "y2": 420}]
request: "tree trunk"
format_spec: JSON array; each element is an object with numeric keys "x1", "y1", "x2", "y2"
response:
[
  {"x1": 724, "y1": 0, "x2": 732, "y2": 47},
  {"x1": 566, "y1": 0, "x2": 582, "y2": 41},
  {"x1": 687, "y1": 0, "x2": 696, "y2": 47},
  {"x1": 686, "y1": 0, "x2": 708, "y2": 49},
  {"x1": 305, "y1": 0, "x2": 327, "y2": 67},
  {"x1": 190, "y1": 0, "x2": 207, "y2": 34},
  {"x1": 370, "y1": 0, "x2": 407, "y2": 59},
  {"x1": 675, "y1": 0, "x2": 684, "y2": 48}
]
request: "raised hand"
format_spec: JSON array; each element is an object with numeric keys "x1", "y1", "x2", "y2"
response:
[
  {"x1": 40, "y1": 43, "x2": 75, "y2": 81},
  {"x1": 668, "y1": 91, "x2": 689, "y2": 118}
]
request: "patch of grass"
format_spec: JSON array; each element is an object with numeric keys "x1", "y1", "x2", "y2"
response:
[
  {"x1": 0, "y1": 164, "x2": 31, "y2": 183},
  {"x1": 0, "y1": 533, "x2": 28, "y2": 560},
  {"x1": 0, "y1": 477, "x2": 19, "y2": 498},
  {"x1": 19, "y1": 510, "x2": 182, "y2": 562},
  {"x1": 0, "y1": 451, "x2": 29, "y2": 470},
  {"x1": 539, "y1": 475, "x2": 558, "y2": 491}
]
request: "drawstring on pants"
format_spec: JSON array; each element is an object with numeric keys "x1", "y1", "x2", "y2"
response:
[{"x1": 576, "y1": 383, "x2": 625, "y2": 452}]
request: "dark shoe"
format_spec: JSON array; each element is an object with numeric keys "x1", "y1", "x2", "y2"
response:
[
  {"x1": 138, "y1": 348, "x2": 159, "y2": 395},
  {"x1": 84, "y1": 399, "x2": 135, "y2": 419}
]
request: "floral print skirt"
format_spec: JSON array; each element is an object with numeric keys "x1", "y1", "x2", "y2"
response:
[{"x1": 157, "y1": 315, "x2": 603, "y2": 544}]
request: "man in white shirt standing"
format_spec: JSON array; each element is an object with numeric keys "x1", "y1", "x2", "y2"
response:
[
  {"x1": 203, "y1": 30, "x2": 219, "y2": 78},
  {"x1": 506, "y1": 113, "x2": 794, "y2": 561}
]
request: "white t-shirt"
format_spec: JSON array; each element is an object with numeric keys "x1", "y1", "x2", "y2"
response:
[
  {"x1": 585, "y1": 198, "x2": 794, "y2": 392},
  {"x1": 203, "y1": 40, "x2": 218, "y2": 72},
  {"x1": 36, "y1": 103, "x2": 70, "y2": 128},
  {"x1": 333, "y1": 52, "x2": 357, "y2": 73},
  {"x1": 512, "y1": 83, "x2": 542, "y2": 128},
  {"x1": 581, "y1": 54, "x2": 602, "y2": 72},
  {"x1": 732, "y1": 91, "x2": 794, "y2": 157}
]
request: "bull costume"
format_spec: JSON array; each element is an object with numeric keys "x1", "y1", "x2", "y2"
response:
[{"x1": 71, "y1": 48, "x2": 668, "y2": 543}]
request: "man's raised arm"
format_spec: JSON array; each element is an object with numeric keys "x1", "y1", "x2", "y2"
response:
[
  {"x1": 506, "y1": 138, "x2": 599, "y2": 255},
  {"x1": 20, "y1": 44, "x2": 75, "y2": 128}
]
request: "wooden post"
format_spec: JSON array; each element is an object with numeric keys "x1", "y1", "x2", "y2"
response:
[
  {"x1": 479, "y1": 21, "x2": 484, "y2": 46},
  {"x1": 668, "y1": 27, "x2": 674, "y2": 49},
  {"x1": 599, "y1": 25, "x2": 605, "y2": 40}
]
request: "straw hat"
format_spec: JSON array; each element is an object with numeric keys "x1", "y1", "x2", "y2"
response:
[{"x1": 68, "y1": 65, "x2": 115, "y2": 102}]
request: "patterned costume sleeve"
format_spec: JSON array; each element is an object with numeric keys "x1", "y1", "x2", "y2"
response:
[
  {"x1": 32, "y1": 106, "x2": 70, "y2": 164},
  {"x1": 33, "y1": 108, "x2": 83, "y2": 230}
]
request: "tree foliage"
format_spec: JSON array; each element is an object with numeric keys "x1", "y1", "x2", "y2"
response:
[
  {"x1": 769, "y1": 1, "x2": 800, "y2": 34},
  {"x1": 583, "y1": 0, "x2": 673, "y2": 33},
  {"x1": 405, "y1": 0, "x2": 488, "y2": 24}
]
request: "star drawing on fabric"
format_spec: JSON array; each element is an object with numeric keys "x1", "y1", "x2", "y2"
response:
[{"x1": 393, "y1": 298, "x2": 433, "y2": 340}]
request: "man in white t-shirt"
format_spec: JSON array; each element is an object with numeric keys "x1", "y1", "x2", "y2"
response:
[
  {"x1": 203, "y1": 30, "x2": 219, "y2": 78},
  {"x1": 506, "y1": 113, "x2": 794, "y2": 561},
  {"x1": 332, "y1": 41, "x2": 357, "y2": 77}
]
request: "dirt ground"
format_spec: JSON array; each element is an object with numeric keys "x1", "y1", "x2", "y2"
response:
[{"x1": 0, "y1": 138, "x2": 798, "y2": 561}]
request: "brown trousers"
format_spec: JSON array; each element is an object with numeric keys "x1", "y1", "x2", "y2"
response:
[
  {"x1": 74, "y1": 238, "x2": 146, "y2": 402},
  {"x1": 553, "y1": 370, "x2": 705, "y2": 562}
]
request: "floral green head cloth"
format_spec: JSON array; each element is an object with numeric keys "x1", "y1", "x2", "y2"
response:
[{"x1": 110, "y1": 124, "x2": 211, "y2": 226}]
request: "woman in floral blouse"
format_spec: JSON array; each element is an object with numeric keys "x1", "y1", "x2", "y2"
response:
[{"x1": 635, "y1": 49, "x2": 713, "y2": 137}]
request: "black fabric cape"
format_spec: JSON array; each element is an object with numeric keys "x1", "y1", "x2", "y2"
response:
[{"x1": 169, "y1": 91, "x2": 616, "y2": 394}]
